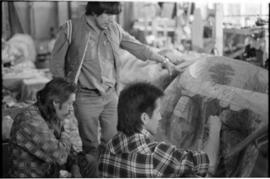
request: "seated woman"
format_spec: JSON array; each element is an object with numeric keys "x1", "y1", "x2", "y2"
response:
[{"x1": 8, "y1": 78, "x2": 98, "y2": 177}]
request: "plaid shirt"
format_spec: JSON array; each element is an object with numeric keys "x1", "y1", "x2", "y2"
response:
[
  {"x1": 9, "y1": 105, "x2": 71, "y2": 177},
  {"x1": 99, "y1": 129, "x2": 209, "y2": 177}
]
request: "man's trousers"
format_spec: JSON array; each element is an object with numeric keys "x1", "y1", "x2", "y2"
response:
[{"x1": 74, "y1": 88, "x2": 118, "y2": 157}]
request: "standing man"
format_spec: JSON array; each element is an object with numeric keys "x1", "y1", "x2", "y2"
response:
[
  {"x1": 50, "y1": 2, "x2": 177, "y2": 158},
  {"x1": 99, "y1": 82, "x2": 222, "y2": 177}
]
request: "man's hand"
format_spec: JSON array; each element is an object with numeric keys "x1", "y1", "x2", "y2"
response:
[
  {"x1": 164, "y1": 60, "x2": 176, "y2": 76},
  {"x1": 161, "y1": 57, "x2": 177, "y2": 76},
  {"x1": 205, "y1": 115, "x2": 222, "y2": 175}
]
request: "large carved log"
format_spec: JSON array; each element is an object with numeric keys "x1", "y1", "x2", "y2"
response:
[
  {"x1": 119, "y1": 49, "x2": 268, "y2": 177},
  {"x1": 160, "y1": 51, "x2": 268, "y2": 177}
]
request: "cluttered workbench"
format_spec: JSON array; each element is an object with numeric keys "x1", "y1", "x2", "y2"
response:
[
  {"x1": 223, "y1": 26, "x2": 268, "y2": 67},
  {"x1": 2, "y1": 34, "x2": 52, "y2": 141}
]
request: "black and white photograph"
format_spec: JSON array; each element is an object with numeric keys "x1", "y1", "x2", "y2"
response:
[{"x1": 1, "y1": 1, "x2": 269, "y2": 177}]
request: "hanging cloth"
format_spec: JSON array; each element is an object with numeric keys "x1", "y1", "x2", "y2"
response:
[{"x1": 7, "y1": 2, "x2": 24, "y2": 39}]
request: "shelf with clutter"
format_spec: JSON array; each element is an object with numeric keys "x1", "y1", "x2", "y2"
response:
[
  {"x1": 223, "y1": 15, "x2": 268, "y2": 67},
  {"x1": 191, "y1": 3, "x2": 269, "y2": 68},
  {"x1": 124, "y1": 2, "x2": 269, "y2": 70},
  {"x1": 132, "y1": 17, "x2": 176, "y2": 48},
  {"x1": 127, "y1": 2, "x2": 194, "y2": 52}
]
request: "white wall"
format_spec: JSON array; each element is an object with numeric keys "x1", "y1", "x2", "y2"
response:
[
  {"x1": 10, "y1": 2, "x2": 58, "y2": 40},
  {"x1": 14, "y1": 2, "x2": 31, "y2": 34},
  {"x1": 31, "y1": 2, "x2": 58, "y2": 40}
]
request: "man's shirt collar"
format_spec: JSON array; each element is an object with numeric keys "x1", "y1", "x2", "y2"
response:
[
  {"x1": 140, "y1": 128, "x2": 153, "y2": 139},
  {"x1": 84, "y1": 14, "x2": 100, "y2": 33}
]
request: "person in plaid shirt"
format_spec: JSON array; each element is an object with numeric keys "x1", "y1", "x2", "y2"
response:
[
  {"x1": 8, "y1": 78, "x2": 98, "y2": 177},
  {"x1": 99, "y1": 82, "x2": 222, "y2": 177}
]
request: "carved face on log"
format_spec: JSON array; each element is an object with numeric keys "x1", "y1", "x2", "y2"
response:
[{"x1": 156, "y1": 49, "x2": 268, "y2": 177}]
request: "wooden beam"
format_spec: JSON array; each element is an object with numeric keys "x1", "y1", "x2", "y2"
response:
[
  {"x1": 214, "y1": 3, "x2": 223, "y2": 56},
  {"x1": 57, "y1": 2, "x2": 69, "y2": 27},
  {"x1": 191, "y1": 8, "x2": 204, "y2": 51}
]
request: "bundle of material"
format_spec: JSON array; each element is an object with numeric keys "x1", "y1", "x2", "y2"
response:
[
  {"x1": 2, "y1": 34, "x2": 37, "y2": 90},
  {"x1": 119, "y1": 48, "x2": 268, "y2": 177},
  {"x1": 2, "y1": 33, "x2": 36, "y2": 65}
]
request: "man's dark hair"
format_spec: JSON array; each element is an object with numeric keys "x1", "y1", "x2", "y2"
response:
[
  {"x1": 117, "y1": 82, "x2": 164, "y2": 136},
  {"x1": 85, "y1": 2, "x2": 121, "y2": 16},
  {"x1": 36, "y1": 78, "x2": 77, "y2": 123}
]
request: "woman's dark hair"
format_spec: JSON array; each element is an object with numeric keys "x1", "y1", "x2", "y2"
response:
[
  {"x1": 117, "y1": 82, "x2": 164, "y2": 136},
  {"x1": 36, "y1": 78, "x2": 77, "y2": 123},
  {"x1": 85, "y1": 2, "x2": 121, "y2": 16}
]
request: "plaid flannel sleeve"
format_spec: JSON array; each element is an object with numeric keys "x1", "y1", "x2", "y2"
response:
[
  {"x1": 153, "y1": 143, "x2": 209, "y2": 177},
  {"x1": 16, "y1": 113, "x2": 71, "y2": 165}
]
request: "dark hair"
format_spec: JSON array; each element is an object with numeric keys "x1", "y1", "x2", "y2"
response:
[
  {"x1": 117, "y1": 82, "x2": 164, "y2": 136},
  {"x1": 85, "y1": 2, "x2": 121, "y2": 16},
  {"x1": 36, "y1": 78, "x2": 77, "y2": 123}
]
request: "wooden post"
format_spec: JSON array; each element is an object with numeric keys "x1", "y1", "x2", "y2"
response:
[
  {"x1": 214, "y1": 3, "x2": 223, "y2": 56},
  {"x1": 191, "y1": 8, "x2": 203, "y2": 51},
  {"x1": 152, "y1": 18, "x2": 157, "y2": 47},
  {"x1": 29, "y1": 2, "x2": 35, "y2": 38},
  {"x1": 57, "y1": 2, "x2": 69, "y2": 26},
  {"x1": 118, "y1": 2, "x2": 125, "y2": 27},
  {"x1": 2, "y1": 2, "x2": 11, "y2": 39}
]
